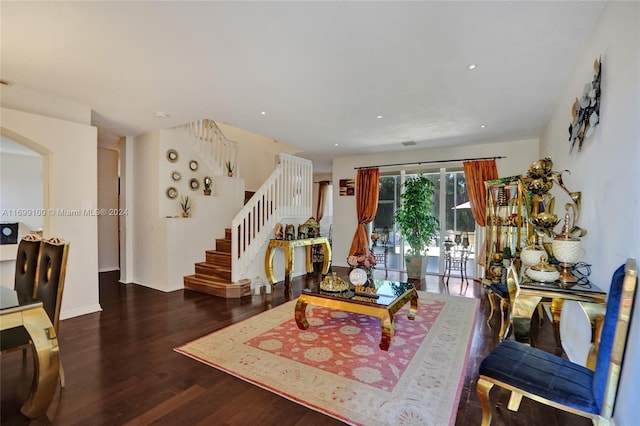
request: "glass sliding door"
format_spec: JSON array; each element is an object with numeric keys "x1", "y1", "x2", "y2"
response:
[
  {"x1": 373, "y1": 168, "x2": 476, "y2": 278},
  {"x1": 443, "y1": 170, "x2": 475, "y2": 278}
]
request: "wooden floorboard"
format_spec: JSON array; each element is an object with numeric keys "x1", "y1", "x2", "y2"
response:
[{"x1": 1, "y1": 267, "x2": 591, "y2": 425}]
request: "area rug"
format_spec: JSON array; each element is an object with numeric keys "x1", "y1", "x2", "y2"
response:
[{"x1": 175, "y1": 291, "x2": 479, "y2": 426}]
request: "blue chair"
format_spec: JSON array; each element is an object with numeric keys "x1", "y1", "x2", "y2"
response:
[
  {"x1": 477, "y1": 258, "x2": 637, "y2": 425},
  {"x1": 485, "y1": 264, "x2": 520, "y2": 340}
]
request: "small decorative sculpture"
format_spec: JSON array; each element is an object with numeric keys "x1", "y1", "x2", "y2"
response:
[
  {"x1": 303, "y1": 217, "x2": 320, "y2": 238},
  {"x1": 285, "y1": 224, "x2": 295, "y2": 240},
  {"x1": 297, "y1": 224, "x2": 307, "y2": 239},
  {"x1": 275, "y1": 223, "x2": 283, "y2": 240}
]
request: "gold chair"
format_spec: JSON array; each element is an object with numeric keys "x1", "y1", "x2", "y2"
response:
[
  {"x1": 33, "y1": 237, "x2": 69, "y2": 387},
  {"x1": 477, "y1": 258, "x2": 637, "y2": 426},
  {"x1": 1, "y1": 237, "x2": 70, "y2": 388},
  {"x1": 1, "y1": 234, "x2": 42, "y2": 355},
  {"x1": 485, "y1": 263, "x2": 520, "y2": 340},
  {"x1": 14, "y1": 233, "x2": 42, "y2": 297}
]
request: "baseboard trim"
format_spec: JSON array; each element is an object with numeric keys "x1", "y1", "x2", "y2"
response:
[
  {"x1": 98, "y1": 267, "x2": 120, "y2": 273},
  {"x1": 60, "y1": 303, "x2": 102, "y2": 321}
]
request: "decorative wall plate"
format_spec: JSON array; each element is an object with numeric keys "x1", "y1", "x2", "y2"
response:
[
  {"x1": 189, "y1": 160, "x2": 199, "y2": 171},
  {"x1": 171, "y1": 171, "x2": 182, "y2": 182},
  {"x1": 166, "y1": 149, "x2": 179, "y2": 163},
  {"x1": 189, "y1": 178, "x2": 200, "y2": 190},
  {"x1": 203, "y1": 176, "x2": 212, "y2": 187},
  {"x1": 166, "y1": 187, "x2": 178, "y2": 199}
]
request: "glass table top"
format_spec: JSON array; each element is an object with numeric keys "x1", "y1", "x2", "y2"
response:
[
  {"x1": 302, "y1": 279, "x2": 415, "y2": 307},
  {"x1": 0, "y1": 286, "x2": 39, "y2": 311},
  {"x1": 519, "y1": 280, "x2": 606, "y2": 295}
]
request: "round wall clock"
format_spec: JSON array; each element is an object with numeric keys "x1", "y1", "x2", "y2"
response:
[
  {"x1": 166, "y1": 149, "x2": 179, "y2": 163},
  {"x1": 349, "y1": 268, "x2": 368, "y2": 286}
]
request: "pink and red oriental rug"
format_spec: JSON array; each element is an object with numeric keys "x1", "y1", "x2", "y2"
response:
[{"x1": 175, "y1": 291, "x2": 478, "y2": 426}]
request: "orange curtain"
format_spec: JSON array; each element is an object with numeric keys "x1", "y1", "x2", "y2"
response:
[
  {"x1": 315, "y1": 181, "x2": 330, "y2": 222},
  {"x1": 463, "y1": 160, "x2": 498, "y2": 227},
  {"x1": 349, "y1": 168, "x2": 380, "y2": 256}
]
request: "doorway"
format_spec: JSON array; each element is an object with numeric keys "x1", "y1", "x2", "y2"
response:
[{"x1": 372, "y1": 168, "x2": 475, "y2": 277}]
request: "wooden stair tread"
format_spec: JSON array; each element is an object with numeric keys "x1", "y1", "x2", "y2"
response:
[
  {"x1": 184, "y1": 275, "x2": 251, "y2": 299},
  {"x1": 184, "y1": 228, "x2": 246, "y2": 299}
]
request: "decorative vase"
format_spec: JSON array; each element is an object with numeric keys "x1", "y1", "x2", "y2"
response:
[{"x1": 364, "y1": 267, "x2": 373, "y2": 285}]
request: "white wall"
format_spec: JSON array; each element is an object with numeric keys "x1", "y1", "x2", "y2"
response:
[
  {"x1": 539, "y1": 2, "x2": 639, "y2": 422},
  {"x1": 131, "y1": 131, "x2": 165, "y2": 289},
  {"x1": 331, "y1": 138, "x2": 539, "y2": 268},
  {"x1": 216, "y1": 122, "x2": 301, "y2": 192},
  {"x1": 97, "y1": 148, "x2": 120, "y2": 272},
  {"x1": 130, "y1": 129, "x2": 245, "y2": 291},
  {"x1": 0, "y1": 150, "x2": 43, "y2": 232},
  {"x1": 1, "y1": 107, "x2": 101, "y2": 320}
]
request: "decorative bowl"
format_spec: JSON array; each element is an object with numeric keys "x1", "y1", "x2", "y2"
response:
[{"x1": 526, "y1": 257, "x2": 560, "y2": 283}]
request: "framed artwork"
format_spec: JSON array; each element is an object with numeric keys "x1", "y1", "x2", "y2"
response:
[{"x1": 339, "y1": 178, "x2": 355, "y2": 196}]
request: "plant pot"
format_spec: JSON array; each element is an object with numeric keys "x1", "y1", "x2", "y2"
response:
[
  {"x1": 405, "y1": 255, "x2": 428, "y2": 279},
  {"x1": 182, "y1": 212, "x2": 190, "y2": 218},
  {"x1": 203, "y1": 189, "x2": 211, "y2": 196},
  {"x1": 227, "y1": 172, "x2": 233, "y2": 177}
]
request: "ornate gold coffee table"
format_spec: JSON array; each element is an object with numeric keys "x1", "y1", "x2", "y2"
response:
[{"x1": 294, "y1": 280, "x2": 418, "y2": 351}]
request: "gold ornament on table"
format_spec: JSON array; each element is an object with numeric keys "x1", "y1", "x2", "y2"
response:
[
  {"x1": 320, "y1": 273, "x2": 349, "y2": 292},
  {"x1": 354, "y1": 284, "x2": 378, "y2": 296},
  {"x1": 552, "y1": 211, "x2": 582, "y2": 287},
  {"x1": 522, "y1": 157, "x2": 587, "y2": 257},
  {"x1": 526, "y1": 255, "x2": 560, "y2": 283}
]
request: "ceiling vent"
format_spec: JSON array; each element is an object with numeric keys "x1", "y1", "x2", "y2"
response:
[{"x1": 401, "y1": 141, "x2": 416, "y2": 146}]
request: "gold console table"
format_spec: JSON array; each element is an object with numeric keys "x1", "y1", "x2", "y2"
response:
[{"x1": 264, "y1": 237, "x2": 332, "y2": 293}]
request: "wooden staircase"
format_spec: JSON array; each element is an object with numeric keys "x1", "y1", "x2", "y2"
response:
[{"x1": 183, "y1": 228, "x2": 251, "y2": 298}]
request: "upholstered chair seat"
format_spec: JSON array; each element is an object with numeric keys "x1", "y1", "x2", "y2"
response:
[{"x1": 479, "y1": 339, "x2": 598, "y2": 413}]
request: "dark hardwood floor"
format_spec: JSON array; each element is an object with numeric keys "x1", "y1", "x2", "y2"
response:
[{"x1": 1, "y1": 267, "x2": 591, "y2": 425}]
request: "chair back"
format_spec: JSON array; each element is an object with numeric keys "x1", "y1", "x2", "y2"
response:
[
  {"x1": 13, "y1": 234, "x2": 42, "y2": 297},
  {"x1": 593, "y1": 258, "x2": 637, "y2": 417},
  {"x1": 506, "y1": 263, "x2": 520, "y2": 304},
  {"x1": 33, "y1": 237, "x2": 70, "y2": 331}
]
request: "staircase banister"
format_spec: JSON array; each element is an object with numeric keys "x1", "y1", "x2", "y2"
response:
[{"x1": 231, "y1": 153, "x2": 313, "y2": 282}]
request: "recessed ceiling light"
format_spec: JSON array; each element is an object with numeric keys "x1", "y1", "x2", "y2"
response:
[
  {"x1": 334, "y1": 143, "x2": 339, "y2": 146},
  {"x1": 155, "y1": 112, "x2": 170, "y2": 118},
  {"x1": 376, "y1": 115, "x2": 383, "y2": 119},
  {"x1": 480, "y1": 124, "x2": 486, "y2": 128},
  {"x1": 261, "y1": 111, "x2": 266, "y2": 115},
  {"x1": 468, "y1": 64, "x2": 477, "y2": 70}
]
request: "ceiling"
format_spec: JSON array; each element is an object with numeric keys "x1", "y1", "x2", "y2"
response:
[{"x1": 1, "y1": 1, "x2": 606, "y2": 173}]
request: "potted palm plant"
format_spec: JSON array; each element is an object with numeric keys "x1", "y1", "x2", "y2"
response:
[
  {"x1": 225, "y1": 161, "x2": 234, "y2": 177},
  {"x1": 179, "y1": 195, "x2": 191, "y2": 218},
  {"x1": 394, "y1": 174, "x2": 439, "y2": 279}
]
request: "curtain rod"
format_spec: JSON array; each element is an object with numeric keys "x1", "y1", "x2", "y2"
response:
[{"x1": 354, "y1": 156, "x2": 506, "y2": 170}]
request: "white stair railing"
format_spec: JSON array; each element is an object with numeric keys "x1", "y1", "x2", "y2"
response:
[
  {"x1": 179, "y1": 119, "x2": 238, "y2": 176},
  {"x1": 231, "y1": 154, "x2": 313, "y2": 282}
]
